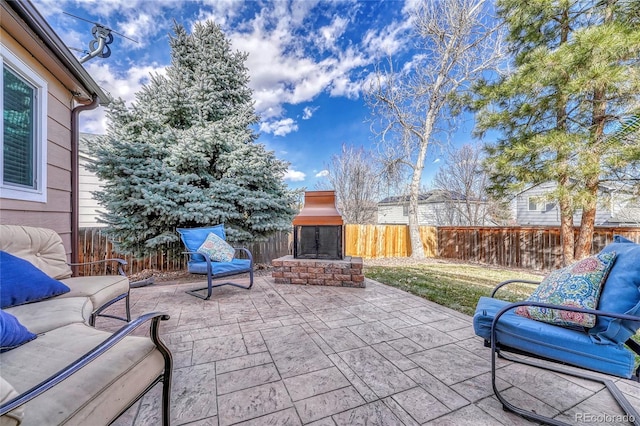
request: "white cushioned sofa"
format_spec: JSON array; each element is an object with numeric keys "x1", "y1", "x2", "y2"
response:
[
  {"x1": 0, "y1": 225, "x2": 173, "y2": 425},
  {"x1": 0, "y1": 225, "x2": 130, "y2": 326}
]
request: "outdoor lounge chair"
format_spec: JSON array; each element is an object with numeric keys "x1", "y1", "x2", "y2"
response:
[
  {"x1": 473, "y1": 236, "x2": 640, "y2": 425},
  {"x1": 177, "y1": 225, "x2": 254, "y2": 300}
]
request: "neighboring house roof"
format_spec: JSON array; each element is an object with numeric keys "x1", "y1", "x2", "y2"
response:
[
  {"x1": 4, "y1": 0, "x2": 108, "y2": 104},
  {"x1": 379, "y1": 190, "x2": 470, "y2": 205}
]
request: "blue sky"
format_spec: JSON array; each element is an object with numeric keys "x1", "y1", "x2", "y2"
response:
[{"x1": 34, "y1": 0, "x2": 478, "y2": 190}]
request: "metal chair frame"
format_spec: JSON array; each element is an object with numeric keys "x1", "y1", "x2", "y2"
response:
[
  {"x1": 486, "y1": 280, "x2": 640, "y2": 426},
  {"x1": 183, "y1": 248, "x2": 254, "y2": 300}
]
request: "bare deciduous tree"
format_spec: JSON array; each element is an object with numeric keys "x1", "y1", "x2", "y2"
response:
[
  {"x1": 316, "y1": 144, "x2": 381, "y2": 224},
  {"x1": 366, "y1": 0, "x2": 504, "y2": 258},
  {"x1": 433, "y1": 144, "x2": 511, "y2": 226}
]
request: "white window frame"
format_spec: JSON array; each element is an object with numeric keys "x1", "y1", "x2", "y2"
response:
[
  {"x1": 1, "y1": 44, "x2": 47, "y2": 203},
  {"x1": 528, "y1": 196, "x2": 555, "y2": 212}
]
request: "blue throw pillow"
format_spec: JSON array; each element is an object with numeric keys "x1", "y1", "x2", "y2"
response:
[
  {"x1": 589, "y1": 237, "x2": 640, "y2": 344},
  {"x1": 0, "y1": 310, "x2": 36, "y2": 352},
  {"x1": 0, "y1": 251, "x2": 71, "y2": 309},
  {"x1": 177, "y1": 225, "x2": 226, "y2": 262}
]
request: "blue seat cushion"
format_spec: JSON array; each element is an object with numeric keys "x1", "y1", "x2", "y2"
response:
[
  {"x1": 474, "y1": 296, "x2": 636, "y2": 378},
  {"x1": 589, "y1": 236, "x2": 640, "y2": 344},
  {"x1": 187, "y1": 259, "x2": 251, "y2": 276},
  {"x1": 177, "y1": 225, "x2": 227, "y2": 262}
]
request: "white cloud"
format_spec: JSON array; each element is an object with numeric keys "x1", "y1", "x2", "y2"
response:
[
  {"x1": 117, "y1": 13, "x2": 163, "y2": 45},
  {"x1": 401, "y1": 0, "x2": 422, "y2": 15},
  {"x1": 302, "y1": 106, "x2": 318, "y2": 120},
  {"x1": 77, "y1": 62, "x2": 166, "y2": 133},
  {"x1": 317, "y1": 16, "x2": 348, "y2": 53},
  {"x1": 315, "y1": 170, "x2": 329, "y2": 178},
  {"x1": 362, "y1": 19, "x2": 412, "y2": 58},
  {"x1": 260, "y1": 118, "x2": 299, "y2": 137},
  {"x1": 215, "y1": 2, "x2": 389, "y2": 125},
  {"x1": 41, "y1": 0, "x2": 417, "y2": 135},
  {"x1": 329, "y1": 75, "x2": 362, "y2": 99},
  {"x1": 197, "y1": 0, "x2": 245, "y2": 27},
  {"x1": 284, "y1": 168, "x2": 306, "y2": 182},
  {"x1": 85, "y1": 62, "x2": 166, "y2": 104},
  {"x1": 401, "y1": 53, "x2": 428, "y2": 74},
  {"x1": 46, "y1": 0, "x2": 183, "y2": 51}
]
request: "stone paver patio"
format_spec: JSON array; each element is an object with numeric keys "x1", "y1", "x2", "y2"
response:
[{"x1": 102, "y1": 276, "x2": 640, "y2": 425}]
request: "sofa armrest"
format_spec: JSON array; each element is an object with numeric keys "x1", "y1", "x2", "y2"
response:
[
  {"x1": 68, "y1": 258, "x2": 127, "y2": 276},
  {"x1": 0, "y1": 312, "x2": 171, "y2": 416}
]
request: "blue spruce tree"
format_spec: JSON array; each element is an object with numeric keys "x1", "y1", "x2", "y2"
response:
[{"x1": 89, "y1": 21, "x2": 296, "y2": 256}]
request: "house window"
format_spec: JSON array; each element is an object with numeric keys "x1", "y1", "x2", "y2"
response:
[
  {"x1": 402, "y1": 204, "x2": 408, "y2": 216},
  {"x1": 528, "y1": 197, "x2": 555, "y2": 211},
  {"x1": 1, "y1": 45, "x2": 47, "y2": 202}
]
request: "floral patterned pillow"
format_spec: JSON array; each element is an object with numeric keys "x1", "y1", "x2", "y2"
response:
[
  {"x1": 197, "y1": 232, "x2": 235, "y2": 262},
  {"x1": 515, "y1": 251, "x2": 617, "y2": 328}
]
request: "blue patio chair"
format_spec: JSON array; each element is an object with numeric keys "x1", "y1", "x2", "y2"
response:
[
  {"x1": 177, "y1": 225, "x2": 254, "y2": 300},
  {"x1": 474, "y1": 236, "x2": 640, "y2": 426}
]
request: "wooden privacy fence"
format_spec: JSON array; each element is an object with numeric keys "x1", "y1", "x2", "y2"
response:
[
  {"x1": 438, "y1": 226, "x2": 640, "y2": 271},
  {"x1": 78, "y1": 225, "x2": 437, "y2": 274},
  {"x1": 344, "y1": 224, "x2": 437, "y2": 258},
  {"x1": 77, "y1": 228, "x2": 291, "y2": 276},
  {"x1": 78, "y1": 225, "x2": 640, "y2": 275}
]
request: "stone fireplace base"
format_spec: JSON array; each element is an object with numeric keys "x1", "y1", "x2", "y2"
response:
[{"x1": 271, "y1": 255, "x2": 365, "y2": 288}]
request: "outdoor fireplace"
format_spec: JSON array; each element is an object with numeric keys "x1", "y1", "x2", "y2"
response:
[
  {"x1": 272, "y1": 190, "x2": 362, "y2": 288},
  {"x1": 292, "y1": 191, "x2": 344, "y2": 260}
]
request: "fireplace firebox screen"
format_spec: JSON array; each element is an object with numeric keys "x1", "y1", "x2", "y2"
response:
[{"x1": 294, "y1": 225, "x2": 343, "y2": 260}]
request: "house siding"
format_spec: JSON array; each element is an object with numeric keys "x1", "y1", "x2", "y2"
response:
[
  {"x1": 516, "y1": 183, "x2": 560, "y2": 226},
  {"x1": 516, "y1": 182, "x2": 639, "y2": 226},
  {"x1": 0, "y1": 23, "x2": 73, "y2": 252},
  {"x1": 79, "y1": 151, "x2": 106, "y2": 227},
  {"x1": 378, "y1": 203, "x2": 465, "y2": 226},
  {"x1": 377, "y1": 204, "x2": 406, "y2": 224},
  {"x1": 609, "y1": 193, "x2": 640, "y2": 225}
]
